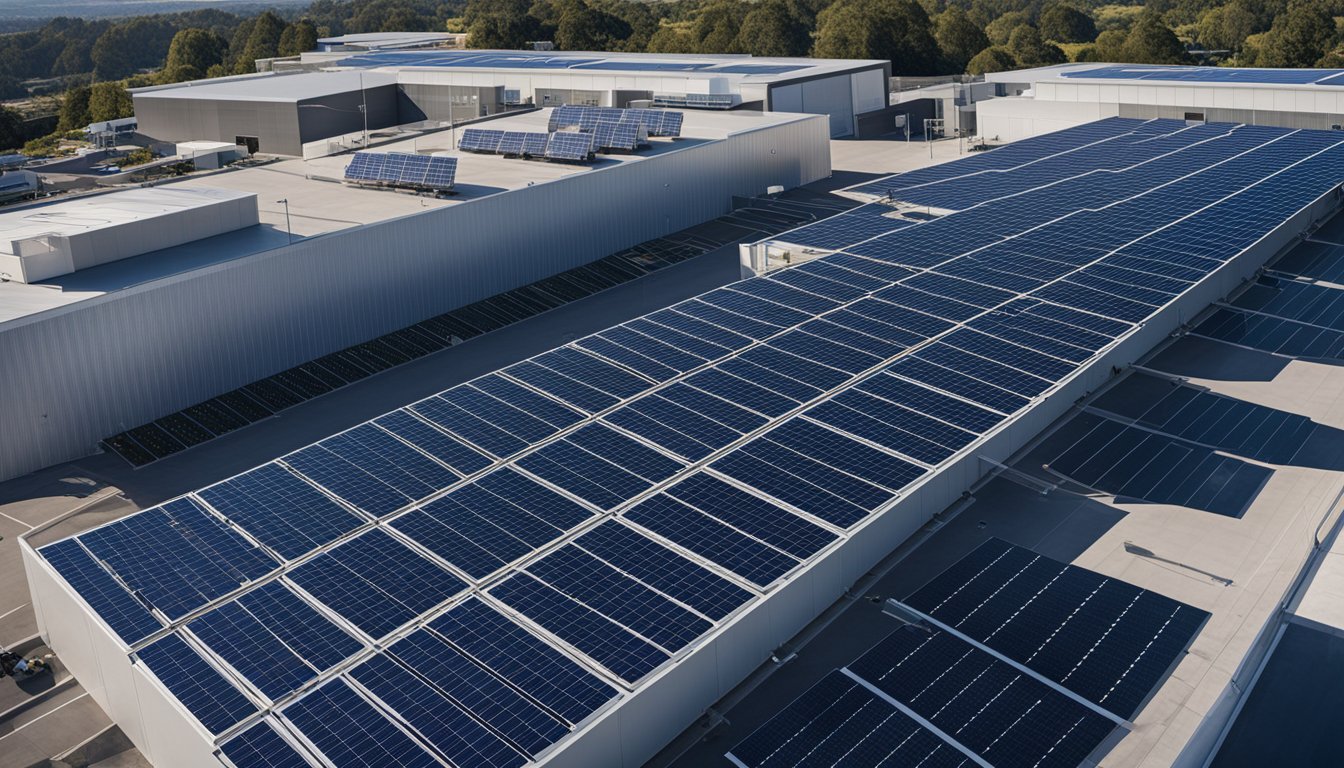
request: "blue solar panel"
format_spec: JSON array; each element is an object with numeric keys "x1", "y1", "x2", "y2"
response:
[
  {"x1": 489, "y1": 572, "x2": 669, "y2": 683},
  {"x1": 284, "y1": 423, "x2": 459, "y2": 517},
  {"x1": 137, "y1": 632, "x2": 257, "y2": 734},
  {"x1": 429, "y1": 597, "x2": 616, "y2": 726},
  {"x1": 545, "y1": 132, "x2": 595, "y2": 161},
  {"x1": 371, "y1": 409, "x2": 493, "y2": 476},
  {"x1": 905, "y1": 539, "x2": 1209, "y2": 719},
  {"x1": 664, "y1": 472, "x2": 838, "y2": 560},
  {"x1": 383, "y1": 630, "x2": 567, "y2": 756},
  {"x1": 282, "y1": 679, "x2": 441, "y2": 768},
  {"x1": 41, "y1": 539, "x2": 163, "y2": 645},
  {"x1": 196, "y1": 463, "x2": 365, "y2": 561},
  {"x1": 624, "y1": 493, "x2": 799, "y2": 586},
  {"x1": 221, "y1": 719, "x2": 316, "y2": 768},
  {"x1": 188, "y1": 581, "x2": 361, "y2": 701},
  {"x1": 1061, "y1": 64, "x2": 1344, "y2": 85},
  {"x1": 286, "y1": 529, "x2": 466, "y2": 639},
  {"x1": 727, "y1": 670, "x2": 970, "y2": 768},
  {"x1": 526, "y1": 544, "x2": 712, "y2": 651},
  {"x1": 78, "y1": 497, "x2": 277, "y2": 620}
]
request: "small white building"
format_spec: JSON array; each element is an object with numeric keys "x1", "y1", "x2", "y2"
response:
[{"x1": 977, "y1": 64, "x2": 1344, "y2": 142}]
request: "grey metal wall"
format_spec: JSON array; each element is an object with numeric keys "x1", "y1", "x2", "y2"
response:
[
  {"x1": 0, "y1": 116, "x2": 831, "y2": 482},
  {"x1": 1119, "y1": 102, "x2": 1344, "y2": 131},
  {"x1": 134, "y1": 85, "x2": 399, "y2": 156},
  {"x1": 396, "y1": 83, "x2": 504, "y2": 123}
]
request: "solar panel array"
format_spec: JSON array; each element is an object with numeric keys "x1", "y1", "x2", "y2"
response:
[
  {"x1": 42, "y1": 117, "x2": 1344, "y2": 768},
  {"x1": 1060, "y1": 64, "x2": 1344, "y2": 86},
  {"x1": 549, "y1": 104, "x2": 682, "y2": 138},
  {"x1": 728, "y1": 540, "x2": 1208, "y2": 767},
  {"x1": 334, "y1": 50, "x2": 809, "y2": 76},
  {"x1": 457, "y1": 127, "x2": 611, "y2": 161},
  {"x1": 343, "y1": 151, "x2": 456, "y2": 189}
]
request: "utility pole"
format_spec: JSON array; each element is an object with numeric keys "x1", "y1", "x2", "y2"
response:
[{"x1": 359, "y1": 71, "x2": 369, "y2": 148}]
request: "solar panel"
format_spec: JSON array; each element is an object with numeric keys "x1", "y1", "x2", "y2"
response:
[
  {"x1": 903, "y1": 538, "x2": 1209, "y2": 719},
  {"x1": 341, "y1": 151, "x2": 454, "y2": 189},
  {"x1": 522, "y1": 132, "x2": 550, "y2": 156},
  {"x1": 286, "y1": 528, "x2": 467, "y2": 640},
  {"x1": 220, "y1": 719, "x2": 317, "y2": 768},
  {"x1": 497, "y1": 131, "x2": 527, "y2": 155},
  {"x1": 544, "y1": 131, "x2": 595, "y2": 162},
  {"x1": 44, "y1": 117, "x2": 1344, "y2": 765},
  {"x1": 281, "y1": 679, "x2": 441, "y2": 768},
  {"x1": 136, "y1": 632, "x2": 257, "y2": 734}
]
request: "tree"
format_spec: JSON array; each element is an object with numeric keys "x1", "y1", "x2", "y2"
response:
[
  {"x1": 966, "y1": 46, "x2": 1017, "y2": 75},
  {"x1": 278, "y1": 20, "x2": 319, "y2": 57},
  {"x1": 645, "y1": 24, "x2": 698, "y2": 53},
  {"x1": 0, "y1": 105, "x2": 23, "y2": 152},
  {"x1": 1038, "y1": 4, "x2": 1097, "y2": 43},
  {"x1": 1092, "y1": 28, "x2": 1127, "y2": 60},
  {"x1": 235, "y1": 10, "x2": 286, "y2": 73},
  {"x1": 465, "y1": 0, "x2": 540, "y2": 49},
  {"x1": 1251, "y1": 2, "x2": 1335, "y2": 67},
  {"x1": 1008, "y1": 24, "x2": 1067, "y2": 67},
  {"x1": 1121, "y1": 12, "x2": 1188, "y2": 64},
  {"x1": 165, "y1": 28, "x2": 228, "y2": 75},
  {"x1": 737, "y1": 0, "x2": 811, "y2": 57},
  {"x1": 58, "y1": 84, "x2": 92, "y2": 131},
  {"x1": 87, "y1": 81, "x2": 133, "y2": 123},
  {"x1": 555, "y1": 2, "x2": 632, "y2": 51},
  {"x1": 694, "y1": 0, "x2": 748, "y2": 54},
  {"x1": 935, "y1": 6, "x2": 989, "y2": 72},
  {"x1": 91, "y1": 18, "x2": 175, "y2": 80},
  {"x1": 984, "y1": 10, "x2": 1029, "y2": 46},
  {"x1": 1197, "y1": 0, "x2": 1259, "y2": 51},
  {"x1": 814, "y1": 0, "x2": 941, "y2": 75}
]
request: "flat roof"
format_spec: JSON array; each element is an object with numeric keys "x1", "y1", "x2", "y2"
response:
[
  {"x1": 132, "y1": 70, "x2": 398, "y2": 103},
  {"x1": 986, "y1": 62, "x2": 1344, "y2": 89},
  {"x1": 322, "y1": 49, "x2": 886, "y2": 83},
  {"x1": 0, "y1": 108, "x2": 813, "y2": 328},
  {"x1": 0, "y1": 187, "x2": 253, "y2": 252}
]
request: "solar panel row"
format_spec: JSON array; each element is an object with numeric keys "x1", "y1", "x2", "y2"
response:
[
  {"x1": 342, "y1": 151, "x2": 456, "y2": 189},
  {"x1": 728, "y1": 541, "x2": 1208, "y2": 767},
  {"x1": 45, "y1": 117, "x2": 1340, "y2": 767}
]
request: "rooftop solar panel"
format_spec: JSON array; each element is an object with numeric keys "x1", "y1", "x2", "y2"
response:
[
  {"x1": 904, "y1": 538, "x2": 1209, "y2": 719},
  {"x1": 42, "y1": 116, "x2": 1344, "y2": 767}
]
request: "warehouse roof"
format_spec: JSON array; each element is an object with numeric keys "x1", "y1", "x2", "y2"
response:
[{"x1": 131, "y1": 70, "x2": 398, "y2": 103}]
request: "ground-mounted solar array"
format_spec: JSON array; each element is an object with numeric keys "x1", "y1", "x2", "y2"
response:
[
  {"x1": 727, "y1": 540, "x2": 1208, "y2": 767},
  {"x1": 46, "y1": 117, "x2": 1344, "y2": 767}
]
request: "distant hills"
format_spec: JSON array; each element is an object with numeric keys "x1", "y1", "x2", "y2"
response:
[{"x1": 0, "y1": 0, "x2": 308, "y2": 26}]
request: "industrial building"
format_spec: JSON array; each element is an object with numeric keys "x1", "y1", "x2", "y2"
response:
[
  {"x1": 18, "y1": 116, "x2": 1344, "y2": 768},
  {"x1": 133, "y1": 50, "x2": 892, "y2": 151},
  {"x1": 0, "y1": 108, "x2": 829, "y2": 484},
  {"x1": 976, "y1": 63, "x2": 1344, "y2": 142}
]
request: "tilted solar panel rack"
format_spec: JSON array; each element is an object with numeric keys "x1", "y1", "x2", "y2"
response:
[
  {"x1": 456, "y1": 128, "x2": 505, "y2": 154},
  {"x1": 549, "y1": 104, "x2": 683, "y2": 139},
  {"x1": 342, "y1": 151, "x2": 456, "y2": 191},
  {"x1": 544, "y1": 131, "x2": 596, "y2": 162}
]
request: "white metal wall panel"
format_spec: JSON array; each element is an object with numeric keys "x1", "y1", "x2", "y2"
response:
[{"x1": 0, "y1": 116, "x2": 830, "y2": 482}]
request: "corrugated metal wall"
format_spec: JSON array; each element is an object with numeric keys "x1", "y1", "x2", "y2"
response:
[{"x1": 0, "y1": 116, "x2": 831, "y2": 481}]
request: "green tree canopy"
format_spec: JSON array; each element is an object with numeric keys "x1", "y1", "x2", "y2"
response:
[
  {"x1": 165, "y1": 28, "x2": 228, "y2": 76},
  {"x1": 0, "y1": 106, "x2": 23, "y2": 152},
  {"x1": 58, "y1": 84, "x2": 92, "y2": 131},
  {"x1": 1092, "y1": 28, "x2": 1127, "y2": 60},
  {"x1": 1121, "y1": 12, "x2": 1189, "y2": 64},
  {"x1": 466, "y1": 0, "x2": 541, "y2": 48},
  {"x1": 1251, "y1": 2, "x2": 1335, "y2": 67},
  {"x1": 694, "y1": 0, "x2": 748, "y2": 53},
  {"x1": 737, "y1": 0, "x2": 812, "y2": 57},
  {"x1": 91, "y1": 18, "x2": 176, "y2": 80},
  {"x1": 87, "y1": 81, "x2": 134, "y2": 123},
  {"x1": 555, "y1": 1, "x2": 633, "y2": 51},
  {"x1": 814, "y1": 0, "x2": 941, "y2": 75},
  {"x1": 935, "y1": 6, "x2": 990, "y2": 72},
  {"x1": 1008, "y1": 24, "x2": 1067, "y2": 67},
  {"x1": 984, "y1": 9, "x2": 1029, "y2": 46},
  {"x1": 278, "y1": 20, "x2": 320, "y2": 57},
  {"x1": 1196, "y1": 0, "x2": 1260, "y2": 51},
  {"x1": 966, "y1": 45, "x2": 1017, "y2": 75},
  {"x1": 234, "y1": 10, "x2": 286, "y2": 73},
  {"x1": 1038, "y1": 4, "x2": 1096, "y2": 43},
  {"x1": 645, "y1": 23, "x2": 698, "y2": 53}
]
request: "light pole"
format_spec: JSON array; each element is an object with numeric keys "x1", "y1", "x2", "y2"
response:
[
  {"x1": 277, "y1": 198, "x2": 292, "y2": 244},
  {"x1": 359, "y1": 71, "x2": 369, "y2": 148}
]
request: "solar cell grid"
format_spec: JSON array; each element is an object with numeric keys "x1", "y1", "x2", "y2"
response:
[
  {"x1": 40, "y1": 539, "x2": 163, "y2": 645},
  {"x1": 623, "y1": 493, "x2": 799, "y2": 586},
  {"x1": 221, "y1": 720, "x2": 315, "y2": 768},
  {"x1": 904, "y1": 538, "x2": 1209, "y2": 719},
  {"x1": 282, "y1": 678, "x2": 441, "y2": 768},
  {"x1": 137, "y1": 633, "x2": 257, "y2": 734}
]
